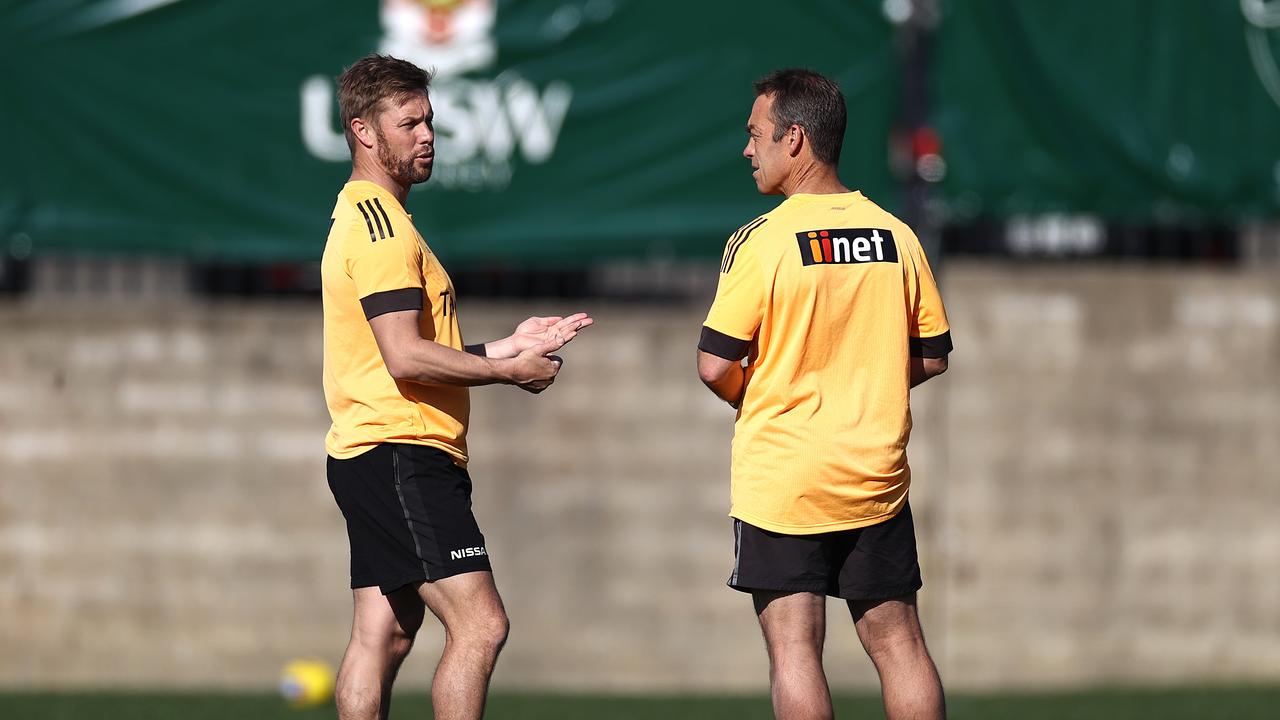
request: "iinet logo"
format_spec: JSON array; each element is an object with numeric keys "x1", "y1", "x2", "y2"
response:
[
  {"x1": 797, "y1": 228, "x2": 899, "y2": 266},
  {"x1": 450, "y1": 546, "x2": 488, "y2": 560}
]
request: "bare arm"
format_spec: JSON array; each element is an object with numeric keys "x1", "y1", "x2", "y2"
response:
[
  {"x1": 910, "y1": 356, "x2": 948, "y2": 388},
  {"x1": 370, "y1": 309, "x2": 563, "y2": 392},
  {"x1": 697, "y1": 350, "x2": 746, "y2": 408}
]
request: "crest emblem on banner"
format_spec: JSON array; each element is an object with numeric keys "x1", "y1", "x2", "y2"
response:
[
  {"x1": 380, "y1": 0, "x2": 497, "y2": 77},
  {"x1": 301, "y1": 0, "x2": 606, "y2": 191}
]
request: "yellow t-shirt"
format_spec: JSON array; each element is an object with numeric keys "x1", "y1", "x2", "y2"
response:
[
  {"x1": 700, "y1": 191, "x2": 951, "y2": 534},
  {"x1": 321, "y1": 180, "x2": 469, "y2": 464}
]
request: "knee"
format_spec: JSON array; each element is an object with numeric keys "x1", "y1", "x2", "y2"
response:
[
  {"x1": 458, "y1": 608, "x2": 509, "y2": 654},
  {"x1": 483, "y1": 610, "x2": 511, "y2": 651},
  {"x1": 863, "y1": 626, "x2": 929, "y2": 667},
  {"x1": 351, "y1": 621, "x2": 417, "y2": 661},
  {"x1": 388, "y1": 628, "x2": 416, "y2": 662},
  {"x1": 766, "y1": 637, "x2": 824, "y2": 672}
]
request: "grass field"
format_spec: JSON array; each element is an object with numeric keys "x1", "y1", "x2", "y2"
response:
[{"x1": 2, "y1": 686, "x2": 1278, "y2": 719}]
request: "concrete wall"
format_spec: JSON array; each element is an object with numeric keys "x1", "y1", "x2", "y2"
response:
[{"x1": 1, "y1": 263, "x2": 1277, "y2": 691}]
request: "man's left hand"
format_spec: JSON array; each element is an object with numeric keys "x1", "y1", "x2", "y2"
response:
[{"x1": 510, "y1": 312, "x2": 594, "y2": 354}]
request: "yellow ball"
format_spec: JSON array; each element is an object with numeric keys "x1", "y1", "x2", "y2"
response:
[{"x1": 279, "y1": 659, "x2": 336, "y2": 708}]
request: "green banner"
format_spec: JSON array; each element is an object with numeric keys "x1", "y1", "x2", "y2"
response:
[
  {"x1": 0, "y1": 0, "x2": 899, "y2": 263},
  {"x1": 933, "y1": 0, "x2": 1280, "y2": 222}
]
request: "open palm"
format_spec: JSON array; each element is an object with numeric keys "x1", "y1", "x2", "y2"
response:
[{"x1": 511, "y1": 312, "x2": 593, "y2": 353}]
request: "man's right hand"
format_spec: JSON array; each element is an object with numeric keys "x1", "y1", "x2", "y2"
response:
[{"x1": 507, "y1": 338, "x2": 564, "y2": 393}]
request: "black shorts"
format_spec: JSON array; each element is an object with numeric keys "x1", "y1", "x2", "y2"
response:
[
  {"x1": 327, "y1": 443, "x2": 491, "y2": 594},
  {"x1": 728, "y1": 502, "x2": 922, "y2": 601}
]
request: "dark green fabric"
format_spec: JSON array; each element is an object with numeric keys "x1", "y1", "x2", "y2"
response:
[
  {"x1": 933, "y1": 0, "x2": 1280, "y2": 222},
  {"x1": 0, "y1": 0, "x2": 898, "y2": 262}
]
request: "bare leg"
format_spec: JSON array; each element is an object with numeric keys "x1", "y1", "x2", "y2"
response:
[
  {"x1": 418, "y1": 571, "x2": 510, "y2": 720},
  {"x1": 754, "y1": 591, "x2": 833, "y2": 720},
  {"x1": 848, "y1": 595, "x2": 945, "y2": 720},
  {"x1": 335, "y1": 585, "x2": 425, "y2": 720}
]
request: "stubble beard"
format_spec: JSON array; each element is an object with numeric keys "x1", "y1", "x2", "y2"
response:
[{"x1": 375, "y1": 130, "x2": 432, "y2": 186}]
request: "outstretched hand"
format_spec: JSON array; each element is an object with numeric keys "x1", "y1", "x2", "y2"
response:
[
  {"x1": 510, "y1": 312, "x2": 594, "y2": 355},
  {"x1": 503, "y1": 312, "x2": 592, "y2": 392}
]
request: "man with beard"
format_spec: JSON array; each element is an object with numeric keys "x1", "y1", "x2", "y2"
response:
[{"x1": 320, "y1": 54, "x2": 592, "y2": 720}]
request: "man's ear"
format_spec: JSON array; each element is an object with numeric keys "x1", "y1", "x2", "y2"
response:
[
  {"x1": 786, "y1": 124, "x2": 804, "y2": 157},
  {"x1": 351, "y1": 117, "x2": 376, "y2": 150}
]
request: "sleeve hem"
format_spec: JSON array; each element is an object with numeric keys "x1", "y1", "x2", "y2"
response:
[
  {"x1": 909, "y1": 330, "x2": 953, "y2": 359},
  {"x1": 360, "y1": 288, "x2": 423, "y2": 320},
  {"x1": 698, "y1": 326, "x2": 750, "y2": 361}
]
